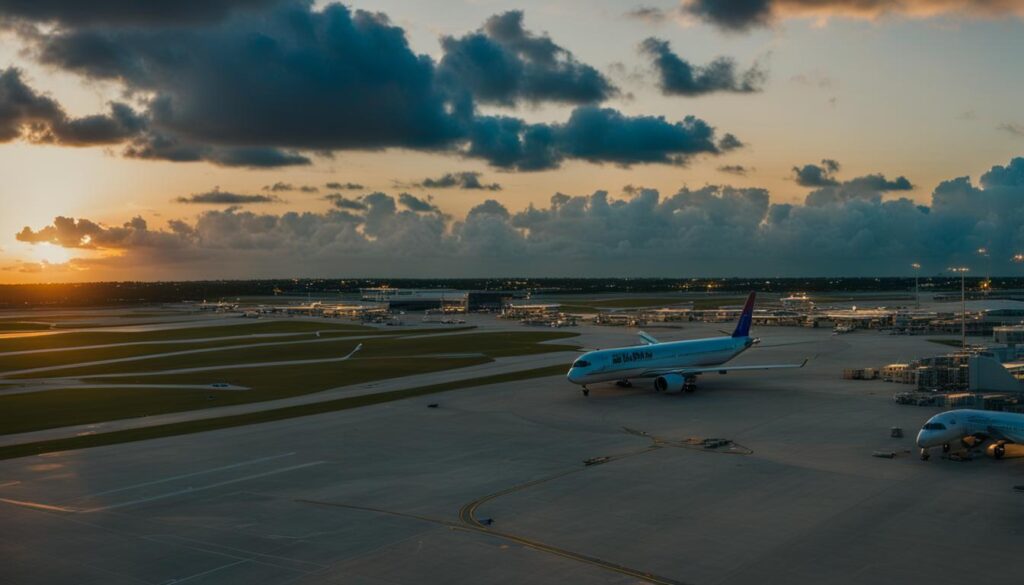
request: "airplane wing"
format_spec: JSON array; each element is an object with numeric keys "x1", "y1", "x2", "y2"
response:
[
  {"x1": 638, "y1": 331, "x2": 659, "y2": 345},
  {"x1": 638, "y1": 359, "x2": 808, "y2": 378},
  {"x1": 986, "y1": 425, "x2": 1024, "y2": 444}
]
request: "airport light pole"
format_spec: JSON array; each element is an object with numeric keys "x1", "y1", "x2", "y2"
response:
[
  {"x1": 911, "y1": 262, "x2": 921, "y2": 309},
  {"x1": 948, "y1": 267, "x2": 969, "y2": 350},
  {"x1": 977, "y1": 247, "x2": 991, "y2": 297}
]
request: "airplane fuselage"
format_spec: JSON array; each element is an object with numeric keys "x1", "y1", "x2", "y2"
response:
[
  {"x1": 917, "y1": 409, "x2": 1024, "y2": 450},
  {"x1": 567, "y1": 336, "x2": 752, "y2": 385}
]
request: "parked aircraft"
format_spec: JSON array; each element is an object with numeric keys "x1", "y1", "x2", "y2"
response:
[
  {"x1": 566, "y1": 292, "x2": 807, "y2": 396},
  {"x1": 916, "y1": 409, "x2": 1024, "y2": 460}
]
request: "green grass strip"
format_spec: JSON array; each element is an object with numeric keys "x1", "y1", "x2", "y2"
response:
[{"x1": 0, "y1": 363, "x2": 569, "y2": 460}]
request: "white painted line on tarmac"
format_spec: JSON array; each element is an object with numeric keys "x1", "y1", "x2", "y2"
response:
[
  {"x1": 0, "y1": 497, "x2": 78, "y2": 513},
  {"x1": 84, "y1": 461, "x2": 326, "y2": 512},
  {"x1": 75, "y1": 452, "x2": 296, "y2": 500}
]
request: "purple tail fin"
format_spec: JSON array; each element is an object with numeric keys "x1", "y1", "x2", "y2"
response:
[{"x1": 731, "y1": 292, "x2": 756, "y2": 338}]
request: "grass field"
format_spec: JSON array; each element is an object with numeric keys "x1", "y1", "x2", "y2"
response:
[
  {"x1": 0, "y1": 327, "x2": 467, "y2": 373},
  {"x1": 0, "y1": 330, "x2": 578, "y2": 435},
  {"x1": 0, "y1": 364, "x2": 570, "y2": 460},
  {"x1": 8, "y1": 330, "x2": 573, "y2": 379},
  {"x1": 0, "y1": 319, "x2": 374, "y2": 353},
  {"x1": 0, "y1": 357, "x2": 489, "y2": 435}
]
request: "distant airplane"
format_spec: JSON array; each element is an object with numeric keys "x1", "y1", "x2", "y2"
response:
[
  {"x1": 916, "y1": 409, "x2": 1024, "y2": 460},
  {"x1": 567, "y1": 292, "x2": 807, "y2": 396}
]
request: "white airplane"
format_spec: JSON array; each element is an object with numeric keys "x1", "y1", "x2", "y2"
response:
[
  {"x1": 566, "y1": 292, "x2": 807, "y2": 396},
  {"x1": 916, "y1": 409, "x2": 1024, "y2": 460}
]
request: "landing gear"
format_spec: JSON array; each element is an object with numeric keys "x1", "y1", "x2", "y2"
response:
[
  {"x1": 920, "y1": 448, "x2": 930, "y2": 461},
  {"x1": 581, "y1": 386, "x2": 590, "y2": 397},
  {"x1": 683, "y1": 377, "x2": 697, "y2": 393},
  {"x1": 615, "y1": 379, "x2": 633, "y2": 388},
  {"x1": 942, "y1": 443, "x2": 951, "y2": 454}
]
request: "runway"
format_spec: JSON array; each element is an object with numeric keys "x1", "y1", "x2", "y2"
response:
[{"x1": 1, "y1": 322, "x2": 1022, "y2": 584}]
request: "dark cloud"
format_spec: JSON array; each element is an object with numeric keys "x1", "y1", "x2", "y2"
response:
[
  {"x1": 792, "y1": 159, "x2": 840, "y2": 187},
  {"x1": 468, "y1": 106, "x2": 725, "y2": 171},
  {"x1": 298, "y1": 185, "x2": 319, "y2": 193},
  {"x1": 398, "y1": 193, "x2": 441, "y2": 213},
  {"x1": 0, "y1": 66, "x2": 143, "y2": 145},
  {"x1": 325, "y1": 181, "x2": 364, "y2": 190},
  {"x1": 624, "y1": 6, "x2": 669, "y2": 24},
  {"x1": 640, "y1": 37, "x2": 765, "y2": 96},
  {"x1": 16, "y1": 158, "x2": 1024, "y2": 276},
  {"x1": 34, "y1": 3, "x2": 464, "y2": 151},
  {"x1": 804, "y1": 172, "x2": 913, "y2": 207},
  {"x1": 123, "y1": 133, "x2": 311, "y2": 168},
  {"x1": 264, "y1": 182, "x2": 294, "y2": 192},
  {"x1": 0, "y1": 0, "x2": 280, "y2": 26},
  {"x1": 717, "y1": 133, "x2": 744, "y2": 151},
  {"x1": 325, "y1": 193, "x2": 367, "y2": 211},
  {"x1": 15, "y1": 3, "x2": 738, "y2": 172},
  {"x1": 176, "y1": 189, "x2": 282, "y2": 205},
  {"x1": 684, "y1": 0, "x2": 1024, "y2": 32},
  {"x1": 685, "y1": 0, "x2": 772, "y2": 32},
  {"x1": 437, "y1": 10, "x2": 617, "y2": 106},
  {"x1": 0, "y1": 67, "x2": 310, "y2": 167},
  {"x1": 718, "y1": 164, "x2": 750, "y2": 176},
  {"x1": 417, "y1": 171, "x2": 502, "y2": 191}
]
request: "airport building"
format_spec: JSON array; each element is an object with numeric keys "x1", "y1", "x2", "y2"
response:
[{"x1": 360, "y1": 288, "x2": 518, "y2": 311}]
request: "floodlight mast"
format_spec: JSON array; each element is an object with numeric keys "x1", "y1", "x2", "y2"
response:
[
  {"x1": 911, "y1": 263, "x2": 921, "y2": 309},
  {"x1": 948, "y1": 266, "x2": 969, "y2": 350}
]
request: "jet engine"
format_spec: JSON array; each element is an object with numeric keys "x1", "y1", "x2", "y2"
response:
[
  {"x1": 986, "y1": 442, "x2": 1024, "y2": 459},
  {"x1": 654, "y1": 373, "x2": 685, "y2": 393}
]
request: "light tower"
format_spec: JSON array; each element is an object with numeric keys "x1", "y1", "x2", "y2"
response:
[
  {"x1": 977, "y1": 247, "x2": 991, "y2": 297},
  {"x1": 911, "y1": 262, "x2": 921, "y2": 309},
  {"x1": 948, "y1": 266, "x2": 970, "y2": 350}
]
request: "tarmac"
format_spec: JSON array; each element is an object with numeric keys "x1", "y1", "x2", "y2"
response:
[{"x1": 1, "y1": 319, "x2": 1023, "y2": 584}]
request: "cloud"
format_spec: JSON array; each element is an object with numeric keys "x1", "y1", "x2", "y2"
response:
[
  {"x1": 718, "y1": 164, "x2": 751, "y2": 176},
  {"x1": 1, "y1": 260, "x2": 81, "y2": 274},
  {"x1": 122, "y1": 132, "x2": 311, "y2": 168},
  {"x1": 790, "y1": 71, "x2": 835, "y2": 89},
  {"x1": 298, "y1": 185, "x2": 319, "y2": 193},
  {"x1": 640, "y1": 37, "x2": 766, "y2": 96},
  {"x1": 398, "y1": 193, "x2": 441, "y2": 213},
  {"x1": 325, "y1": 193, "x2": 367, "y2": 211},
  {"x1": 437, "y1": 10, "x2": 617, "y2": 106},
  {"x1": 683, "y1": 0, "x2": 1024, "y2": 32},
  {"x1": 325, "y1": 182, "x2": 364, "y2": 190},
  {"x1": 32, "y1": 3, "x2": 465, "y2": 151},
  {"x1": 792, "y1": 159, "x2": 841, "y2": 187},
  {"x1": 624, "y1": 6, "x2": 670, "y2": 24},
  {"x1": 264, "y1": 182, "x2": 295, "y2": 192},
  {"x1": 175, "y1": 188, "x2": 283, "y2": 205},
  {"x1": 467, "y1": 106, "x2": 728, "y2": 171},
  {"x1": 416, "y1": 171, "x2": 502, "y2": 191},
  {"x1": 15, "y1": 157, "x2": 1024, "y2": 276},
  {"x1": 0, "y1": 0, "x2": 280, "y2": 26},
  {"x1": 998, "y1": 122, "x2": 1024, "y2": 137},
  {"x1": 0, "y1": 67, "x2": 144, "y2": 145},
  {"x1": 15, "y1": 3, "x2": 738, "y2": 172}
]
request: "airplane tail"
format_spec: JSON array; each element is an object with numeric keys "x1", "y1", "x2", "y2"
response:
[{"x1": 731, "y1": 292, "x2": 756, "y2": 338}]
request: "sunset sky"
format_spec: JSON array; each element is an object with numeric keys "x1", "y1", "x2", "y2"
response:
[{"x1": 2, "y1": 0, "x2": 1024, "y2": 282}]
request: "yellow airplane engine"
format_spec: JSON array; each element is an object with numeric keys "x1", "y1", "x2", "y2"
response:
[{"x1": 985, "y1": 442, "x2": 1024, "y2": 459}]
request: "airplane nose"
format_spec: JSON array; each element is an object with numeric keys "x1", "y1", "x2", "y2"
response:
[
  {"x1": 916, "y1": 430, "x2": 928, "y2": 448},
  {"x1": 566, "y1": 368, "x2": 578, "y2": 384}
]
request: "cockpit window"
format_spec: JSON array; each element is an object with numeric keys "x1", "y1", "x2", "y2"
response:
[
  {"x1": 923, "y1": 422, "x2": 947, "y2": 431},
  {"x1": 572, "y1": 360, "x2": 590, "y2": 368}
]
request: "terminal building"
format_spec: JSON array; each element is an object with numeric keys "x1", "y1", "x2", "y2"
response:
[{"x1": 360, "y1": 288, "x2": 519, "y2": 311}]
